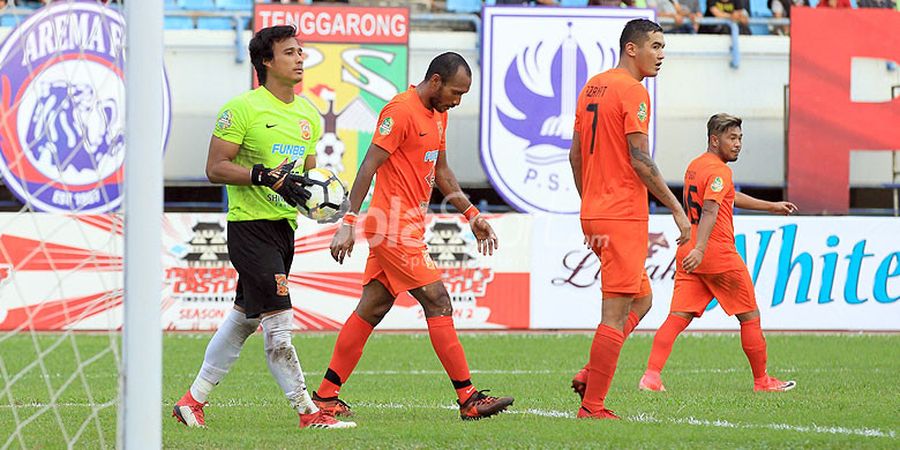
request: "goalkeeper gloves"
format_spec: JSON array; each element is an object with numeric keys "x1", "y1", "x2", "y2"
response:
[{"x1": 250, "y1": 160, "x2": 312, "y2": 207}]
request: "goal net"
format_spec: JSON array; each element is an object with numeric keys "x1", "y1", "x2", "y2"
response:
[{"x1": 0, "y1": 0, "x2": 164, "y2": 447}]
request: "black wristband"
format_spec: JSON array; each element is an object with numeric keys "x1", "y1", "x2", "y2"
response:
[{"x1": 250, "y1": 164, "x2": 266, "y2": 186}]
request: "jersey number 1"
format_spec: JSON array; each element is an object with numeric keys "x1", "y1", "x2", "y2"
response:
[{"x1": 585, "y1": 103, "x2": 599, "y2": 155}]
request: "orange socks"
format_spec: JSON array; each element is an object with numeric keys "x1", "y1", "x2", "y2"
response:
[
  {"x1": 646, "y1": 314, "x2": 691, "y2": 375},
  {"x1": 426, "y1": 315, "x2": 475, "y2": 402},
  {"x1": 580, "y1": 311, "x2": 641, "y2": 372},
  {"x1": 623, "y1": 311, "x2": 641, "y2": 337},
  {"x1": 316, "y1": 312, "x2": 374, "y2": 399},
  {"x1": 740, "y1": 317, "x2": 768, "y2": 380},
  {"x1": 581, "y1": 324, "x2": 625, "y2": 412}
]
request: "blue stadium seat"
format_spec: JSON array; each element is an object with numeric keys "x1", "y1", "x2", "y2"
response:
[
  {"x1": 197, "y1": 16, "x2": 236, "y2": 30},
  {"x1": 165, "y1": 0, "x2": 181, "y2": 10},
  {"x1": 165, "y1": 16, "x2": 195, "y2": 29},
  {"x1": 747, "y1": 0, "x2": 772, "y2": 35},
  {"x1": 179, "y1": 0, "x2": 217, "y2": 10},
  {"x1": 560, "y1": 0, "x2": 589, "y2": 5},
  {"x1": 447, "y1": 0, "x2": 483, "y2": 13},
  {"x1": 217, "y1": 0, "x2": 252, "y2": 10},
  {"x1": 0, "y1": 15, "x2": 24, "y2": 28}
]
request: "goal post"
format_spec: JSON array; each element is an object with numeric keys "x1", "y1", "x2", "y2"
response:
[{"x1": 120, "y1": 0, "x2": 164, "y2": 448}]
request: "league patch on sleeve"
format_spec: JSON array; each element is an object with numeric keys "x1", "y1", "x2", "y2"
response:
[
  {"x1": 637, "y1": 102, "x2": 648, "y2": 123},
  {"x1": 379, "y1": 117, "x2": 393, "y2": 136},
  {"x1": 711, "y1": 176, "x2": 724, "y2": 192},
  {"x1": 216, "y1": 110, "x2": 233, "y2": 131}
]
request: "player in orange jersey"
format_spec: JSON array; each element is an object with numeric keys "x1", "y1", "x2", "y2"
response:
[
  {"x1": 568, "y1": 19, "x2": 692, "y2": 420},
  {"x1": 638, "y1": 113, "x2": 798, "y2": 393},
  {"x1": 311, "y1": 52, "x2": 514, "y2": 421}
]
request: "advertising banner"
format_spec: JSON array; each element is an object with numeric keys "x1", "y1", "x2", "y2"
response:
[
  {"x1": 254, "y1": 4, "x2": 409, "y2": 193},
  {"x1": 0, "y1": 213, "x2": 530, "y2": 331},
  {"x1": 0, "y1": 0, "x2": 171, "y2": 213},
  {"x1": 530, "y1": 215, "x2": 900, "y2": 331},
  {"x1": 479, "y1": 6, "x2": 656, "y2": 214}
]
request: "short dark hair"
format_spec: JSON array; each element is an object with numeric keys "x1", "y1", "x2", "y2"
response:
[
  {"x1": 249, "y1": 25, "x2": 297, "y2": 85},
  {"x1": 619, "y1": 19, "x2": 663, "y2": 54},
  {"x1": 707, "y1": 113, "x2": 743, "y2": 137},
  {"x1": 424, "y1": 52, "x2": 471, "y2": 83}
]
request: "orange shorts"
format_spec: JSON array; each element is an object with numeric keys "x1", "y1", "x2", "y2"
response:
[
  {"x1": 671, "y1": 269, "x2": 758, "y2": 317},
  {"x1": 581, "y1": 219, "x2": 652, "y2": 299},
  {"x1": 362, "y1": 239, "x2": 442, "y2": 298}
]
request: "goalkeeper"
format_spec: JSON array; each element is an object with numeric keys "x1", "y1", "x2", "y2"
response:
[{"x1": 172, "y1": 25, "x2": 354, "y2": 430}]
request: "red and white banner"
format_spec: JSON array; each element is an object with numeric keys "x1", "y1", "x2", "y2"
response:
[
  {"x1": 0, "y1": 213, "x2": 895, "y2": 331},
  {"x1": 0, "y1": 213, "x2": 530, "y2": 331}
]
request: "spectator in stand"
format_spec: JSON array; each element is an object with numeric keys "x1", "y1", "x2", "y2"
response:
[
  {"x1": 495, "y1": 0, "x2": 560, "y2": 5},
  {"x1": 589, "y1": 0, "x2": 637, "y2": 7},
  {"x1": 768, "y1": 0, "x2": 808, "y2": 35},
  {"x1": 857, "y1": 0, "x2": 895, "y2": 8},
  {"x1": 699, "y1": 0, "x2": 750, "y2": 35},
  {"x1": 816, "y1": 0, "x2": 852, "y2": 7},
  {"x1": 647, "y1": 0, "x2": 702, "y2": 33}
]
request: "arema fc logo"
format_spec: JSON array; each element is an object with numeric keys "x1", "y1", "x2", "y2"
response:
[
  {"x1": 480, "y1": 8, "x2": 655, "y2": 214},
  {"x1": 0, "y1": 1, "x2": 171, "y2": 213}
]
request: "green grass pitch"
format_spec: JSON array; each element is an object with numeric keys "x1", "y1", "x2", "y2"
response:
[{"x1": 1, "y1": 332, "x2": 897, "y2": 448}]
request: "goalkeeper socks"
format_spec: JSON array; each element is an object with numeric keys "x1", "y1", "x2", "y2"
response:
[
  {"x1": 426, "y1": 315, "x2": 475, "y2": 402},
  {"x1": 581, "y1": 324, "x2": 624, "y2": 412},
  {"x1": 579, "y1": 310, "x2": 641, "y2": 373},
  {"x1": 190, "y1": 308, "x2": 259, "y2": 403},
  {"x1": 261, "y1": 310, "x2": 317, "y2": 414},
  {"x1": 317, "y1": 312, "x2": 374, "y2": 399},
  {"x1": 646, "y1": 314, "x2": 691, "y2": 375},
  {"x1": 740, "y1": 317, "x2": 769, "y2": 380}
]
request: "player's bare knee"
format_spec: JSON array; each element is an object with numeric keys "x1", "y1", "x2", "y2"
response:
[
  {"x1": 419, "y1": 293, "x2": 452, "y2": 317},
  {"x1": 737, "y1": 309, "x2": 760, "y2": 322}
]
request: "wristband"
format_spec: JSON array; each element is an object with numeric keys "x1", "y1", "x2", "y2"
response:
[
  {"x1": 342, "y1": 212, "x2": 358, "y2": 227},
  {"x1": 462, "y1": 205, "x2": 480, "y2": 221}
]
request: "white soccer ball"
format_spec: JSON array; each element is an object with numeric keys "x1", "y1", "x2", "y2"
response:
[{"x1": 298, "y1": 167, "x2": 347, "y2": 222}]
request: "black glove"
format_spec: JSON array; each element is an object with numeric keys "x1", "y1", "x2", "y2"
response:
[{"x1": 250, "y1": 160, "x2": 311, "y2": 207}]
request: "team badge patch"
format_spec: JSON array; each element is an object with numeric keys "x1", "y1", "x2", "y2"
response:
[
  {"x1": 711, "y1": 176, "x2": 724, "y2": 192},
  {"x1": 299, "y1": 119, "x2": 312, "y2": 140},
  {"x1": 379, "y1": 117, "x2": 394, "y2": 136},
  {"x1": 216, "y1": 110, "x2": 233, "y2": 131},
  {"x1": 637, "y1": 102, "x2": 648, "y2": 123},
  {"x1": 275, "y1": 274, "x2": 289, "y2": 296}
]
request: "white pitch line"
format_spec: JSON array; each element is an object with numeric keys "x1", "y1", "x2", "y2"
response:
[{"x1": 2, "y1": 401, "x2": 893, "y2": 439}]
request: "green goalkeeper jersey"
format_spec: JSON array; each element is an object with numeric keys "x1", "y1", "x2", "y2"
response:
[{"x1": 213, "y1": 87, "x2": 322, "y2": 229}]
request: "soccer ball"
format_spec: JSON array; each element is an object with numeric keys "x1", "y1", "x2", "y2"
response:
[{"x1": 298, "y1": 167, "x2": 348, "y2": 222}]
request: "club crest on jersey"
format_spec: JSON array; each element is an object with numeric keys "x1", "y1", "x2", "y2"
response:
[
  {"x1": 217, "y1": 110, "x2": 233, "y2": 130},
  {"x1": 637, "y1": 102, "x2": 648, "y2": 123},
  {"x1": 299, "y1": 119, "x2": 312, "y2": 140},
  {"x1": 379, "y1": 117, "x2": 394, "y2": 136},
  {"x1": 480, "y1": 9, "x2": 656, "y2": 214},
  {"x1": 0, "y1": 1, "x2": 171, "y2": 213},
  {"x1": 711, "y1": 176, "x2": 725, "y2": 192}
]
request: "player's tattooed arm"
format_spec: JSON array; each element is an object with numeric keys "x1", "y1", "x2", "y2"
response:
[
  {"x1": 569, "y1": 133, "x2": 583, "y2": 197},
  {"x1": 735, "y1": 191, "x2": 797, "y2": 215},
  {"x1": 683, "y1": 199, "x2": 720, "y2": 273},
  {"x1": 627, "y1": 133, "x2": 691, "y2": 245}
]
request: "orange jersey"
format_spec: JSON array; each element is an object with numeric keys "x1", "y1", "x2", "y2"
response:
[
  {"x1": 365, "y1": 86, "x2": 447, "y2": 243},
  {"x1": 676, "y1": 152, "x2": 745, "y2": 273},
  {"x1": 574, "y1": 68, "x2": 651, "y2": 221}
]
